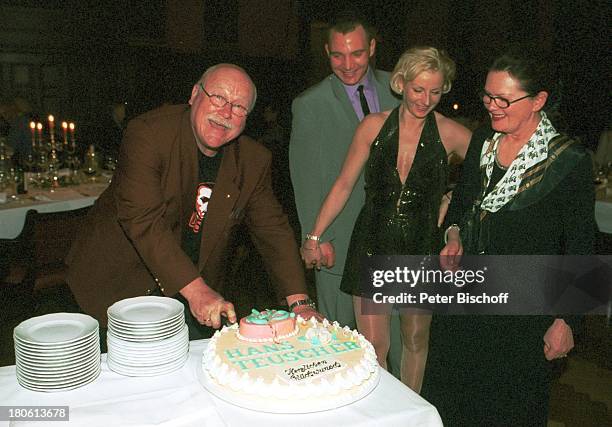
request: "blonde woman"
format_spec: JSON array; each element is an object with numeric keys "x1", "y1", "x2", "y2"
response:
[{"x1": 301, "y1": 47, "x2": 471, "y2": 392}]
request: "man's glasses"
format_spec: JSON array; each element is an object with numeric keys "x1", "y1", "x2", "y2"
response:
[
  {"x1": 481, "y1": 91, "x2": 532, "y2": 109},
  {"x1": 199, "y1": 83, "x2": 249, "y2": 117}
]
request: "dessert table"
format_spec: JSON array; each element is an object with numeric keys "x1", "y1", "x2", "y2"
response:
[
  {"x1": 0, "y1": 182, "x2": 108, "y2": 239},
  {"x1": 0, "y1": 339, "x2": 443, "y2": 427}
]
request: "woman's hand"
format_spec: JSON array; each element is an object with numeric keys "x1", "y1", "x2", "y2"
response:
[
  {"x1": 301, "y1": 241, "x2": 335, "y2": 270},
  {"x1": 318, "y1": 241, "x2": 335, "y2": 268},
  {"x1": 300, "y1": 239, "x2": 323, "y2": 269},
  {"x1": 440, "y1": 238, "x2": 463, "y2": 272},
  {"x1": 543, "y1": 318, "x2": 574, "y2": 360}
]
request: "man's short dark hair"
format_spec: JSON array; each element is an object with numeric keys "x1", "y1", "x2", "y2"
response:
[{"x1": 327, "y1": 9, "x2": 376, "y2": 45}]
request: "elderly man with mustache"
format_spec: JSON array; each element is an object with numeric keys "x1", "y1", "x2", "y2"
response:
[{"x1": 67, "y1": 64, "x2": 320, "y2": 342}]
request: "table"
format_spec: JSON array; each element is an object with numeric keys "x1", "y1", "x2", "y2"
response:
[
  {"x1": 0, "y1": 183, "x2": 108, "y2": 239},
  {"x1": 0, "y1": 339, "x2": 442, "y2": 427}
]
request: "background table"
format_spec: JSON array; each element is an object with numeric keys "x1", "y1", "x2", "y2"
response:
[
  {"x1": 0, "y1": 183, "x2": 107, "y2": 239},
  {"x1": 0, "y1": 339, "x2": 442, "y2": 427}
]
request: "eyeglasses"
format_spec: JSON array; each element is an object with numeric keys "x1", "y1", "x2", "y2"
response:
[
  {"x1": 481, "y1": 91, "x2": 532, "y2": 109},
  {"x1": 199, "y1": 83, "x2": 249, "y2": 117}
]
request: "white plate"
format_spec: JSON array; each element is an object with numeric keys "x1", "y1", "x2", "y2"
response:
[
  {"x1": 16, "y1": 347, "x2": 100, "y2": 370},
  {"x1": 108, "y1": 312, "x2": 184, "y2": 329},
  {"x1": 17, "y1": 350, "x2": 99, "y2": 367},
  {"x1": 14, "y1": 313, "x2": 98, "y2": 345},
  {"x1": 14, "y1": 334, "x2": 99, "y2": 356},
  {"x1": 107, "y1": 321, "x2": 184, "y2": 336},
  {"x1": 108, "y1": 351, "x2": 187, "y2": 368},
  {"x1": 17, "y1": 360, "x2": 100, "y2": 383},
  {"x1": 107, "y1": 353, "x2": 188, "y2": 377},
  {"x1": 15, "y1": 352, "x2": 98, "y2": 369},
  {"x1": 108, "y1": 344, "x2": 188, "y2": 366},
  {"x1": 14, "y1": 329, "x2": 98, "y2": 350},
  {"x1": 107, "y1": 296, "x2": 183, "y2": 324},
  {"x1": 17, "y1": 366, "x2": 101, "y2": 392},
  {"x1": 108, "y1": 322, "x2": 185, "y2": 341},
  {"x1": 108, "y1": 337, "x2": 188, "y2": 356},
  {"x1": 108, "y1": 315, "x2": 184, "y2": 331},
  {"x1": 107, "y1": 324, "x2": 188, "y2": 349}
]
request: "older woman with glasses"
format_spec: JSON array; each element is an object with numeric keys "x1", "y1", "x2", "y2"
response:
[{"x1": 424, "y1": 47, "x2": 596, "y2": 426}]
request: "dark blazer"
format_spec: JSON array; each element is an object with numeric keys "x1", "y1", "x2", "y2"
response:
[
  {"x1": 66, "y1": 105, "x2": 307, "y2": 325},
  {"x1": 447, "y1": 125, "x2": 596, "y2": 255}
]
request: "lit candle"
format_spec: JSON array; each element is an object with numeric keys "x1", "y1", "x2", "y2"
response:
[
  {"x1": 69, "y1": 122, "x2": 76, "y2": 147},
  {"x1": 30, "y1": 121, "x2": 36, "y2": 147},
  {"x1": 62, "y1": 121, "x2": 68, "y2": 145},
  {"x1": 48, "y1": 115, "x2": 55, "y2": 145},
  {"x1": 36, "y1": 122, "x2": 43, "y2": 144}
]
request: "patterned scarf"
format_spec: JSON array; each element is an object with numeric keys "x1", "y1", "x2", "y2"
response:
[{"x1": 479, "y1": 112, "x2": 559, "y2": 212}]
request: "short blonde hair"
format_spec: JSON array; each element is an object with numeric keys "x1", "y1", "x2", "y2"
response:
[{"x1": 390, "y1": 47, "x2": 456, "y2": 95}]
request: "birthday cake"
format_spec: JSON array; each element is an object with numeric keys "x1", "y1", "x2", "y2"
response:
[{"x1": 199, "y1": 309, "x2": 380, "y2": 413}]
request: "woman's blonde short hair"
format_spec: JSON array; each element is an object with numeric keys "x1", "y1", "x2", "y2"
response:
[{"x1": 390, "y1": 47, "x2": 456, "y2": 95}]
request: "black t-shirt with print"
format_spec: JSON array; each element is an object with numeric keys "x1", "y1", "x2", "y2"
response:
[{"x1": 182, "y1": 149, "x2": 223, "y2": 265}]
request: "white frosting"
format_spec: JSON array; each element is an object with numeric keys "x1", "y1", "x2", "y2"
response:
[{"x1": 201, "y1": 317, "x2": 379, "y2": 401}]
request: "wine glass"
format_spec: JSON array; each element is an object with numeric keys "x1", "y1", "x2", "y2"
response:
[{"x1": 82, "y1": 145, "x2": 99, "y2": 182}]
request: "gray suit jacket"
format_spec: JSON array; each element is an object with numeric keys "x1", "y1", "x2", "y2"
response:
[{"x1": 289, "y1": 70, "x2": 399, "y2": 274}]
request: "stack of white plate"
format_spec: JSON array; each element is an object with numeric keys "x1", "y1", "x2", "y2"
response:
[
  {"x1": 106, "y1": 296, "x2": 189, "y2": 376},
  {"x1": 14, "y1": 313, "x2": 101, "y2": 392}
]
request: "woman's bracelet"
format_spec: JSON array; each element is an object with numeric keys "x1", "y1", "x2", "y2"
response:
[{"x1": 444, "y1": 224, "x2": 460, "y2": 244}]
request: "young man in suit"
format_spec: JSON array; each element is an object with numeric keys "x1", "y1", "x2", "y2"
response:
[
  {"x1": 67, "y1": 64, "x2": 320, "y2": 339},
  {"x1": 289, "y1": 11, "x2": 402, "y2": 375}
]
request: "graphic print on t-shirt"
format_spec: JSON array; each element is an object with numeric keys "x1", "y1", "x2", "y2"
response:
[{"x1": 188, "y1": 182, "x2": 214, "y2": 233}]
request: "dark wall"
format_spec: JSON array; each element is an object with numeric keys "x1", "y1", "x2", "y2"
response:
[{"x1": 0, "y1": 0, "x2": 609, "y2": 148}]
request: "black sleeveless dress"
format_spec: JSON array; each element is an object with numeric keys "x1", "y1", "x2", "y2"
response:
[{"x1": 340, "y1": 107, "x2": 448, "y2": 297}]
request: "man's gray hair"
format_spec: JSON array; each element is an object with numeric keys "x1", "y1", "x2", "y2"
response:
[{"x1": 198, "y1": 64, "x2": 257, "y2": 112}]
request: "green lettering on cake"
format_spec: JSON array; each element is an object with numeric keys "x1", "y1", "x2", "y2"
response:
[
  {"x1": 246, "y1": 347, "x2": 264, "y2": 357},
  {"x1": 225, "y1": 348, "x2": 245, "y2": 359},
  {"x1": 343, "y1": 341, "x2": 360, "y2": 351},
  {"x1": 296, "y1": 348, "x2": 314, "y2": 358},
  {"x1": 278, "y1": 341, "x2": 294, "y2": 351},
  {"x1": 329, "y1": 343, "x2": 347, "y2": 353},
  {"x1": 250, "y1": 357, "x2": 269, "y2": 369},
  {"x1": 310, "y1": 346, "x2": 332, "y2": 357},
  {"x1": 282, "y1": 351, "x2": 299, "y2": 362},
  {"x1": 265, "y1": 354, "x2": 285, "y2": 365},
  {"x1": 231, "y1": 359, "x2": 250, "y2": 370}
]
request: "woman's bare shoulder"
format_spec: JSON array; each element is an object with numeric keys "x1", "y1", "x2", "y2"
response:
[
  {"x1": 357, "y1": 110, "x2": 392, "y2": 141},
  {"x1": 434, "y1": 111, "x2": 472, "y2": 142}
]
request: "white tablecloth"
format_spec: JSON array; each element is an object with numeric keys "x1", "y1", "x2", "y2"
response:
[
  {"x1": 0, "y1": 339, "x2": 442, "y2": 427},
  {"x1": 0, "y1": 183, "x2": 107, "y2": 239}
]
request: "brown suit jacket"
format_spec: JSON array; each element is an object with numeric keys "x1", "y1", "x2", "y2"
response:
[{"x1": 66, "y1": 105, "x2": 307, "y2": 325}]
